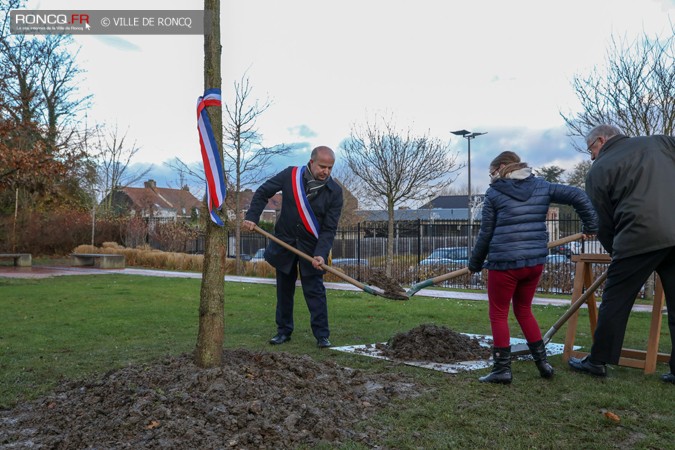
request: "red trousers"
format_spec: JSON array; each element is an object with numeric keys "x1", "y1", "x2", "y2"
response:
[{"x1": 486, "y1": 265, "x2": 544, "y2": 348}]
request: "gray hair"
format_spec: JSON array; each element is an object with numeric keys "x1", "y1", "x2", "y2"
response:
[{"x1": 585, "y1": 124, "x2": 622, "y2": 146}]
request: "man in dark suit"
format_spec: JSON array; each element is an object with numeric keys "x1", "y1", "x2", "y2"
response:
[{"x1": 243, "y1": 146, "x2": 343, "y2": 348}]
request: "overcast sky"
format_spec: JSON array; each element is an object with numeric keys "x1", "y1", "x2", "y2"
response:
[{"x1": 23, "y1": 0, "x2": 675, "y2": 201}]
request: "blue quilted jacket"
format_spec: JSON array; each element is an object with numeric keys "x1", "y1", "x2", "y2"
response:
[{"x1": 469, "y1": 173, "x2": 598, "y2": 271}]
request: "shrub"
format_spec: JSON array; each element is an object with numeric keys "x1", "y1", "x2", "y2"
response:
[
  {"x1": 0, "y1": 210, "x2": 123, "y2": 255},
  {"x1": 149, "y1": 221, "x2": 199, "y2": 253}
]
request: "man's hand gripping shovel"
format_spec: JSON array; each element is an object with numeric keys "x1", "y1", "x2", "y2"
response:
[{"x1": 251, "y1": 225, "x2": 407, "y2": 300}]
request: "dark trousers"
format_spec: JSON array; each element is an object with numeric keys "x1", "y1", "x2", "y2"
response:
[
  {"x1": 275, "y1": 260, "x2": 329, "y2": 340},
  {"x1": 591, "y1": 246, "x2": 675, "y2": 372}
]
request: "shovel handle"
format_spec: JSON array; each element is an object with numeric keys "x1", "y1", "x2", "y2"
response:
[
  {"x1": 405, "y1": 267, "x2": 469, "y2": 297},
  {"x1": 542, "y1": 269, "x2": 608, "y2": 344},
  {"x1": 431, "y1": 267, "x2": 470, "y2": 285},
  {"x1": 407, "y1": 233, "x2": 586, "y2": 297},
  {"x1": 252, "y1": 225, "x2": 371, "y2": 292},
  {"x1": 548, "y1": 232, "x2": 584, "y2": 249}
]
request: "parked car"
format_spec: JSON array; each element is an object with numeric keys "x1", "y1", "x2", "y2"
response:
[
  {"x1": 550, "y1": 243, "x2": 574, "y2": 257},
  {"x1": 227, "y1": 253, "x2": 252, "y2": 261},
  {"x1": 545, "y1": 254, "x2": 570, "y2": 264},
  {"x1": 542, "y1": 253, "x2": 576, "y2": 293},
  {"x1": 419, "y1": 247, "x2": 469, "y2": 267},
  {"x1": 250, "y1": 248, "x2": 266, "y2": 263},
  {"x1": 331, "y1": 258, "x2": 368, "y2": 266}
]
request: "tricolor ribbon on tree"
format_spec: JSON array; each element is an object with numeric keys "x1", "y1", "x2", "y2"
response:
[
  {"x1": 197, "y1": 88, "x2": 227, "y2": 226},
  {"x1": 291, "y1": 165, "x2": 320, "y2": 239}
]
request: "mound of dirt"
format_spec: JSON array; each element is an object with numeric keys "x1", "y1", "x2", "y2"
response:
[
  {"x1": 0, "y1": 349, "x2": 422, "y2": 449},
  {"x1": 377, "y1": 323, "x2": 491, "y2": 363}
]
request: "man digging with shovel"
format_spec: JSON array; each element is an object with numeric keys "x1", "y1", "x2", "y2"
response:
[{"x1": 243, "y1": 146, "x2": 343, "y2": 349}]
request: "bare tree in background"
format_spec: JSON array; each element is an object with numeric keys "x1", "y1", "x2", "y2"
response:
[
  {"x1": 341, "y1": 114, "x2": 461, "y2": 276},
  {"x1": 222, "y1": 75, "x2": 291, "y2": 274},
  {"x1": 562, "y1": 31, "x2": 675, "y2": 153},
  {"x1": 562, "y1": 30, "x2": 674, "y2": 300},
  {"x1": 164, "y1": 158, "x2": 206, "y2": 196},
  {"x1": 37, "y1": 34, "x2": 90, "y2": 153},
  {"x1": 329, "y1": 163, "x2": 364, "y2": 228},
  {"x1": 1, "y1": 0, "x2": 91, "y2": 213},
  {"x1": 94, "y1": 123, "x2": 152, "y2": 213}
]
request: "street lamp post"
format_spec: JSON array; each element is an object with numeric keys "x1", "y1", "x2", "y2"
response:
[{"x1": 451, "y1": 129, "x2": 487, "y2": 259}]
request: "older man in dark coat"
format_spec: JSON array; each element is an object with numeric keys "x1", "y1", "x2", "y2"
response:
[
  {"x1": 243, "y1": 146, "x2": 343, "y2": 348},
  {"x1": 569, "y1": 124, "x2": 675, "y2": 384}
]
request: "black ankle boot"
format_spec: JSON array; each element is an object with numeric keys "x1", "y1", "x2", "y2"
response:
[
  {"x1": 479, "y1": 346, "x2": 512, "y2": 384},
  {"x1": 527, "y1": 340, "x2": 554, "y2": 379}
]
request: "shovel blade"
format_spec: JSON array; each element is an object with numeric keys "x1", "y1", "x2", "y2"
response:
[{"x1": 511, "y1": 343, "x2": 530, "y2": 356}]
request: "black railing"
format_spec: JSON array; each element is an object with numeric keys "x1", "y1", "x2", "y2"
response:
[{"x1": 209, "y1": 218, "x2": 606, "y2": 294}]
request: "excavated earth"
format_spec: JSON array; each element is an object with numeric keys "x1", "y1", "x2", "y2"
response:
[
  {"x1": 377, "y1": 323, "x2": 491, "y2": 363},
  {"x1": 0, "y1": 324, "x2": 484, "y2": 449},
  {"x1": 367, "y1": 269, "x2": 407, "y2": 300}
]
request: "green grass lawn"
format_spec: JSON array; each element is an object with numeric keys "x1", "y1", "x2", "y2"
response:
[{"x1": 1, "y1": 274, "x2": 673, "y2": 449}]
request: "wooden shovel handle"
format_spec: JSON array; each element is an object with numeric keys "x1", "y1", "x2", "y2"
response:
[
  {"x1": 548, "y1": 232, "x2": 584, "y2": 249},
  {"x1": 252, "y1": 225, "x2": 369, "y2": 291},
  {"x1": 543, "y1": 269, "x2": 608, "y2": 344},
  {"x1": 432, "y1": 233, "x2": 584, "y2": 285}
]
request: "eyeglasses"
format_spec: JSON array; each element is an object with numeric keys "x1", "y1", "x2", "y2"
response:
[
  {"x1": 489, "y1": 168, "x2": 499, "y2": 179},
  {"x1": 586, "y1": 137, "x2": 599, "y2": 153}
]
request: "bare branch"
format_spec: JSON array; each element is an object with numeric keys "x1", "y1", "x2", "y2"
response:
[
  {"x1": 340, "y1": 112, "x2": 462, "y2": 275},
  {"x1": 562, "y1": 30, "x2": 675, "y2": 151}
]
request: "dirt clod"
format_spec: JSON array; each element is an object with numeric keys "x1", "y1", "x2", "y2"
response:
[
  {"x1": 368, "y1": 269, "x2": 408, "y2": 300},
  {"x1": 377, "y1": 323, "x2": 491, "y2": 363},
  {"x1": 0, "y1": 349, "x2": 422, "y2": 449}
]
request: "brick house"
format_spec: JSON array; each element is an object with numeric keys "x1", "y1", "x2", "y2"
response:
[{"x1": 103, "y1": 179, "x2": 202, "y2": 221}]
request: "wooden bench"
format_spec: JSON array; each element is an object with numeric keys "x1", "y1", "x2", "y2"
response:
[
  {"x1": 71, "y1": 253, "x2": 125, "y2": 269},
  {"x1": 0, "y1": 253, "x2": 32, "y2": 267}
]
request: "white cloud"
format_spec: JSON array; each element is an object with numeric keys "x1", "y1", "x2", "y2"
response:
[{"x1": 22, "y1": 0, "x2": 675, "y2": 194}]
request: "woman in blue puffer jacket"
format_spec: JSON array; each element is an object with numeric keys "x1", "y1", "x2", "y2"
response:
[{"x1": 469, "y1": 151, "x2": 598, "y2": 384}]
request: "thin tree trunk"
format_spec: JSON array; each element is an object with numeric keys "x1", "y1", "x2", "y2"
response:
[
  {"x1": 195, "y1": 0, "x2": 225, "y2": 368},
  {"x1": 13, "y1": 188, "x2": 18, "y2": 252}
]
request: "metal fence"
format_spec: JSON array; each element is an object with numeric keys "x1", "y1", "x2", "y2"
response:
[{"x1": 218, "y1": 218, "x2": 605, "y2": 295}]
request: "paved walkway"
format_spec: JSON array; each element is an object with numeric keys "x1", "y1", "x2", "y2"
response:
[{"x1": 0, "y1": 264, "x2": 662, "y2": 313}]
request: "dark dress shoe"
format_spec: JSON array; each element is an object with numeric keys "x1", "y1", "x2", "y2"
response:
[
  {"x1": 661, "y1": 372, "x2": 675, "y2": 384},
  {"x1": 568, "y1": 355, "x2": 607, "y2": 377},
  {"x1": 317, "y1": 337, "x2": 331, "y2": 348},
  {"x1": 269, "y1": 334, "x2": 291, "y2": 345}
]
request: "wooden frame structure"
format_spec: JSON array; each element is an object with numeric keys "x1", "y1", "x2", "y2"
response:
[{"x1": 562, "y1": 254, "x2": 669, "y2": 374}]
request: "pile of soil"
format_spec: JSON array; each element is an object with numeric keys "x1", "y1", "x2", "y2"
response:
[
  {"x1": 0, "y1": 349, "x2": 422, "y2": 449},
  {"x1": 377, "y1": 323, "x2": 491, "y2": 363},
  {"x1": 367, "y1": 269, "x2": 407, "y2": 300}
]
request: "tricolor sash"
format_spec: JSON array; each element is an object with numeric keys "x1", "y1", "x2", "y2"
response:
[
  {"x1": 292, "y1": 166, "x2": 320, "y2": 239},
  {"x1": 197, "y1": 88, "x2": 226, "y2": 226}
]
